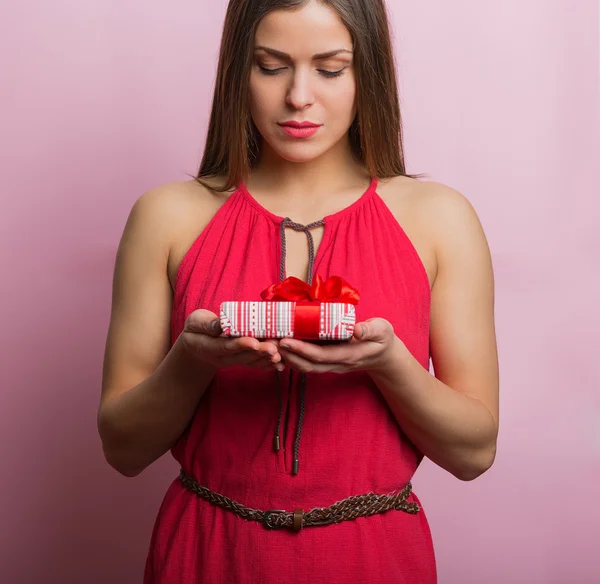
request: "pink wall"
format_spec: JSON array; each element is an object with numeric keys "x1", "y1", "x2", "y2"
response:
[{"x1": 2, "y1": 1, "x2": 598, "y2": 582}]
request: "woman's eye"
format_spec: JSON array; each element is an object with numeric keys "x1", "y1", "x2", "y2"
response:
[
  {"x1": 259, "y1": 65, "x2": 286, "y2": 76},
  {"x1": 318, "y1": 68, "x2": 346, "y2": 78},
  {"x1": 258, "y1": 65, "x2": 347, "y2": 78}
]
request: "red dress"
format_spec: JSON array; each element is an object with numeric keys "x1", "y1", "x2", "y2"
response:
[{"x1": 144, "y1": 177, "x2": 437, "y2": 583}]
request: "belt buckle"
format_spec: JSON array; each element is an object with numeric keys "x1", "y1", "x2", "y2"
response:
[{"x1": 263, "y1": 509, "x2": 288, "y2": 530}]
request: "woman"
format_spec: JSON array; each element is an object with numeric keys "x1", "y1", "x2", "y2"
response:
[{"x1": 98, "y1": 0, "x2": 499, "y2": 582}]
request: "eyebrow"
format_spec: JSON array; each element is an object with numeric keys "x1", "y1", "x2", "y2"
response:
[{"x1": 254, "y1": 46, "x2": 353, "y2": 60}]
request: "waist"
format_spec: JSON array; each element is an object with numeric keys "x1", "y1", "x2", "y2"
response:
[{"x1": 177, "y1": 467, "x2": 420, "y2": 533}]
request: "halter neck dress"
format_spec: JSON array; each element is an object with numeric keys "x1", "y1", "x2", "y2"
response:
[{"x1": 143, "y1": 177, "x2": 437, "y2": 583}]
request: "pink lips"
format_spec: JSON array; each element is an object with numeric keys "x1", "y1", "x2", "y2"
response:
[{"x1": 278, "y1": 121, "x2": 322, "y2": 139}]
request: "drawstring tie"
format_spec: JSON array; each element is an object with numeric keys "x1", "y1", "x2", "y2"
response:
[{"x1": 273, "y1": 217, "x2": 324, "y2": 475}]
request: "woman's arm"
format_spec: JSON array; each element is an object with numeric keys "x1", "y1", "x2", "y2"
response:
[
  {"x1": 370, "y1": 184, "x2": 499, "y2": 480},
  {"x1": 98, "y1": 185, "x2": 216, "y2": 477},
  {"x1": 277, "y1": 182, "x2": 499, "y2": 481},
  {"x1": 99, "y1": 182, "x2": 282, "y2": 477},
  {"x1": 369, "y1": 342, "x2": 497, "y2": 481}
]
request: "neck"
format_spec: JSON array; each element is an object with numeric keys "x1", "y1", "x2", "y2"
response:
[{"x1": 249, "y1": 136, "x2": 369, "y2": 197}]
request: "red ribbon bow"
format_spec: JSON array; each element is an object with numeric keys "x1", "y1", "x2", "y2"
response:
[{"x1": 260, "y1": 275, "x2": 360, "y2": 305}]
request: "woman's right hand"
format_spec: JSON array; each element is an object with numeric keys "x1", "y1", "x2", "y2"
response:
[{"x1": 181, "y1": 309, "x2": 284, "y2": 372}]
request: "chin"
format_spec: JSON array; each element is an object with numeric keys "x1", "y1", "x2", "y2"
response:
[{"x1": 270, "y1": 141, "x2": 335, "y2": 164}]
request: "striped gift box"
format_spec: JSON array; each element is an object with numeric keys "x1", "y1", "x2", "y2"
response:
[{"x1": 219, "y1": 301, "x2": 356, "y2": 340}]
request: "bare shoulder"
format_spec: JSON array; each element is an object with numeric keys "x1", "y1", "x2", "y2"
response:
[
  {"x1": 416, "y1": 179, "x2": 486, "y2": 236},
  {"x1": 413, "y1": 180, "x2": 493, "y2": 286},
  {"x1": 130, "y1": 178, "x2": 226, "y2": 240},
  {"x1": 128, "y1": 178, "x2": 231, "y2": 289},
  {"x1": 378, "y1": 176, "x2": 483, "y2": 233},
  {"x1": 376, "y1": 176, "x2": 490, "y2": 288}
]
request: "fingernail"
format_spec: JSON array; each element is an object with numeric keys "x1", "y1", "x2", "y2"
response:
[
  {"x1": 211, "y1": 320, "x2": 219, "y2": 331},
  {"x1": 361, "y1": 325, "x2": 367, "y2": 338},
  {"x1": 280, "y1": 343, "x2": 290, "y2": 350}
]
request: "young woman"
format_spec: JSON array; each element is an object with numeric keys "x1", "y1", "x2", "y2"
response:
[{"x1": 98, "y1": 0, "x2": 499, "y2": 582}]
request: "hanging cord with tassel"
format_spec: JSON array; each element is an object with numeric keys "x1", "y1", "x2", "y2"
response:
[{"x1": 273, "y1": 217, "x2": 324, "y2": 475}]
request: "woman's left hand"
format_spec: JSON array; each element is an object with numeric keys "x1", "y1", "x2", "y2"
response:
[{"x1": 277, "y1": 318, "x2": 403, "y2": 374}]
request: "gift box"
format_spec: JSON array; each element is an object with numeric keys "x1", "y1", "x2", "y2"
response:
[{"x1": 219, "y1": 275, "x2": 359, "y2": 341}]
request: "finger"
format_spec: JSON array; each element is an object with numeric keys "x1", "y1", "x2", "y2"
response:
[
  {"x1": 353, "y1": 323, "x2": 367, "y2": 340},
  {"x1": 279, "y1": 339, "x2": 353, "y2": 365},
  {"x1": 279, "y1": 348, "x2": 339, "y2": 374},
  {"x1": 222, "y1": 350, "x2": 285, "y2": 371},
  {"x1": 184, "y1": 309, "x2": 222, "y2": 337},
  {"x1": 243, "y1": 353, "x2": 272, "y2": 370},
  {"x1": 183, "y1": 333, "x2": 255, "y2": 357},
  {"x1": 255, "y1": 346, "x2": 285, "y2": 368},
  {"x1": 257, "y1": 340, "x2": 280, "y2": 358},
  {"x1": 352, "y1": 318, "x2": 394, "y2": 342},
  {"x1": 248, "y1": 353, "x2": 286, "y2": 372},
  {"x1": 262, "y1": 349, "x2": 282, "y2": 364},
  {"x1": 220, "y1": 349, "x2": 264, "y2": 367},
  {"x1": 221, "y1": 337, "x2": 281, "y2": 354},
  {"x1": 221, "y1": 336, "x2": 262, "y2": 353}
]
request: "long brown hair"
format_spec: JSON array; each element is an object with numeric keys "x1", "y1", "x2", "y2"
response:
[{"x1": 195, "y1": 0, "x2": 411, "y2": 192}]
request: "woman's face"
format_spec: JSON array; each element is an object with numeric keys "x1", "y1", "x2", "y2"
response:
[{"x1": 249, "y1": 1, "x2": 357, "y2": 164}]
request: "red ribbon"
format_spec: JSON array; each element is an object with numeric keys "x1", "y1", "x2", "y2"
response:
[
  {"x1": 260, "y1": 275, "x2": 360, "y2": 304},
  {"x1": 260, "y1": 275, "x2": 359, "y2": 340}
]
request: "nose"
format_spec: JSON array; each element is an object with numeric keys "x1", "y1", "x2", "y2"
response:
[{"x1": 285, "y1": 69, "x2": 315, "y2": 110}]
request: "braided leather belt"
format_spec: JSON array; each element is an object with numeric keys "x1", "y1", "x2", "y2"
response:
[{"x1": 178, "y1": 468, "x2": 420, "y2": 533}]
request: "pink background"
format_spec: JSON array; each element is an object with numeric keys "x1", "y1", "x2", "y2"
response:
[{"x1": 2, "y1": 1, "x2": 599, "y2": 582}]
